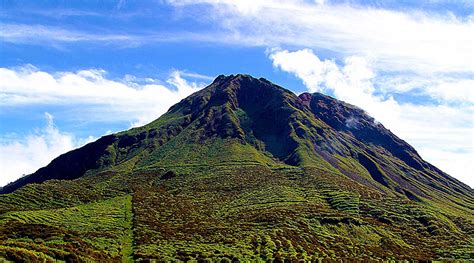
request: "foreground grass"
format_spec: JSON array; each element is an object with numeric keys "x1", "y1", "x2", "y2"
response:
[
  {"x1": 0, "y1": 195, "x2": 133, "y2": 261},
  {"x1": 0, "y1": 165, "x2": 472, "y2": 261}
]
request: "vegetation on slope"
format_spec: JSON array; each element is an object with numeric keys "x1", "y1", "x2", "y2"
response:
[
  {"x1": 0, "y1": 194, "x2": 133, "y2": 261},
  {"x1": 0, "y1": 165, "x2": 472, "y2": 261},
  {"x1": 0, "y1": 74, "x2": 472, "y2": 261}
]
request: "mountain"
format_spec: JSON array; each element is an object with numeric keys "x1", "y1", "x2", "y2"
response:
[{"x1": 1, "y1": 74, "x2": 472, "y2": 261}]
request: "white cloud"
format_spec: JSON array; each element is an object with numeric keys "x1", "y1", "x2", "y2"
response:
[
  {"x1": 426, "y1": 79, "x2": 474, "y2": 103},
  {"x1": 377, "y1": 75, "x2": 474, "y2": 103},
  {"x1": 417, "y1": 147, "x2": 474, "y2": 188},
  {"x1": 0, "y1": 23, "x2": 215, "y2": 48},
  {"x1": 0, "y1": 113, "x2": 95, "y2": 187},
  {"x1": 4, "y1": 2, "x2": 473, "y2": 74},
  {"x1": 0, "y1": 66, "x2": 205, "y2": 127},
  {"x1": 0, "y1": 23, "x2": 137, "y2": 44},
  {"x1": 169, "y1": 0, "x2": 474, "y2": 74},
  {"x1": 270, "y1": 49, "x2": 395, "y2": 123},
  {"x1": 175, "y1": 70, "x2": 215, "y2": 81},
  {"x1": 269, "y1": 48, "x2": 474, "y2": 187}
]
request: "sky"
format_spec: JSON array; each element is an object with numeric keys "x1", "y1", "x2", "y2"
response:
[{"x1": 0, "y1": 0, "x2": 473, "y2": 187}]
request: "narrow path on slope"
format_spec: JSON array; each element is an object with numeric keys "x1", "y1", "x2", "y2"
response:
[{"x1": 122, "y1": 195, "x2": 134, "y2": 262}]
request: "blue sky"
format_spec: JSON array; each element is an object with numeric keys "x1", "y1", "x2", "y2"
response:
[{"x1": 0, "y1": 0, "x2": 473, "y2": 187}]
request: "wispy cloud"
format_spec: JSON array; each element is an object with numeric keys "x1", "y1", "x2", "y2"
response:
[
  {"x1": 168, "y1": 0, "x2": 474, "y2": 74},
  {"x1": 0, "y1": 23, "x2": 138, "y2": 46},
  {"x1": 269, "y1": 48, "x2": 474, "y2": 187},
  {"x1": 176, "y1": 70, "x2": 215, "y2": 81},
  {"x1": 3, "y1": 1, "x2": 473, "y2": 74},
  {"x1": 0, "y1": 23, "x2": 219, "y2": 47},
  {"x1": 6, "y1": 1, "x2": 472, "y2": 75},
  {"x1": 377, "y1": 75, "x2": 474, "y2": 104}
]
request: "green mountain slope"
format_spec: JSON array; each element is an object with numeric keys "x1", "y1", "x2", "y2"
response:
[{"x1": 1, "y1": 74, "x2": 472, "y2": 261}]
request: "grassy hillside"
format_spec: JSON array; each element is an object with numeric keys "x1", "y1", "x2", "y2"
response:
[
  {"x1": 1, "y1": 74, "x2": 472, "y2": 261},
  {"x1": 0, "y1": 164, "x2": 472, "y2": 261},
  {"x1": 0, "y1": 194, "x2": 133, "y2": 261}
]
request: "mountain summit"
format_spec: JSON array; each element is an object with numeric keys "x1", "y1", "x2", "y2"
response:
[
  {"x1": 2, "y1": 74, "x2": 470, "y2": 199},
  {"x1": 1, "y1": 74, "x2": 472, "y2": 261}
]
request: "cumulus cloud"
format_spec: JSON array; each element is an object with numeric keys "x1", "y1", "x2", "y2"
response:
[
  {"x1": 269, "y1": 48, "x2": 474, "y2": 187},
  {"x1": 270, "y1": 49, "x2": 397, "y2": 124},
  {"x1": 0, "y1": 66, "x2": 205, "y2": 127},
  {"x1": 0, "y1": 113, "x2": 95, "y2": 186}
]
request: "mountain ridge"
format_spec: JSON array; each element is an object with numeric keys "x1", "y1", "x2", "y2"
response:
[
  {"x1": 0, "y1": 74, "x2": 472, "y2": 261},
  {"x1": 3, "y1": 74, "x2": 471, "y2": 198}
]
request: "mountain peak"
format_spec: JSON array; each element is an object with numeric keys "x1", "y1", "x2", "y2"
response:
[
  {"x1": 210, "y1": 74, "x2": 283, "y2": 91},
  {"x1": 298, "y1": 92, "x2": 312, "y2": 106},
  {"x1": 2, "y1": 74, "x2": 472, "y2": 203},
  {"x1": 212, "y1": 73, "x2": 255, "y2": 84}
]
